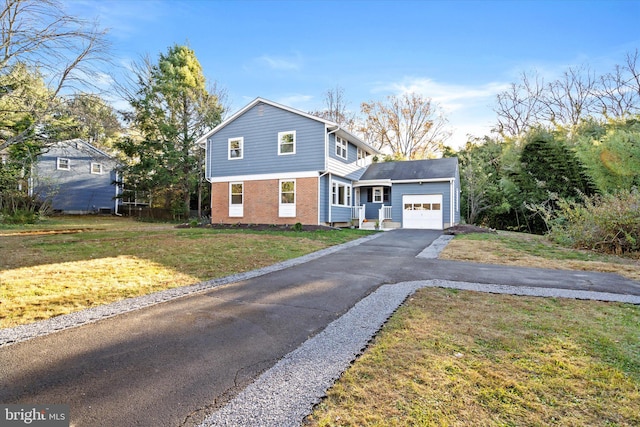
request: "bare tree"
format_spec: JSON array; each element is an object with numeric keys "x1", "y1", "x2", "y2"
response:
[
  {"x1": 0, "y1": 0, "x2": 110, "y2": 150},
  {"x1": 596, "y1": 62, "x2": 639, "y2": 118},
  {"x1": 310, "y1": 85, "x2": 357, "y2": 131},
  {"x1": 494, "y1": 71, "x2": 546, "y2": 137},
  {"x1": 543, "y1": 65, "x2": 599, "y2": 127},
  {"x1": 360, "y1": 92, "x2": 449, "y2": 159}
]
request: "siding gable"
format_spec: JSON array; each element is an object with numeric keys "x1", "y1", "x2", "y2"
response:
[{"x1": 208, "y1": 102, "x2": 326, "y2": 178}]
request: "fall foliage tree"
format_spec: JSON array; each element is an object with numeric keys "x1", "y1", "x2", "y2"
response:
[{"x1": 359, "y1": 92, "x2": 449, "y2": 159}]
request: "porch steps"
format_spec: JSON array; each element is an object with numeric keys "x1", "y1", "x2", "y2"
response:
[{"x1": 360, "y1": 220, "x2": 401, "y2": 230}]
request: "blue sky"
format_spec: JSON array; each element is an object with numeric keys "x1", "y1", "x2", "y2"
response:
[{"x1": 65, "y1": 0, "x2": 640, "y2": 149}]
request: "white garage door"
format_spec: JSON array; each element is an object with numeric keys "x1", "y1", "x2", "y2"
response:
[{"x1": 402, "y1": 194, "x2": 443, "y2": 229}]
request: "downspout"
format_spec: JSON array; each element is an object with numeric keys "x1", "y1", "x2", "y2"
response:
[
  {"x1": 449, "y1": 178, "x2": 454, "y2": 227},
  {"x1": 318, "y1": 171, "x2": 329, "y2": 225},
  {"x1": 325, "y1": 126, "x2": 340, "y2": 225},
  {"x1": 114, "y1": 170, "x2": 121, "y2": 216}
]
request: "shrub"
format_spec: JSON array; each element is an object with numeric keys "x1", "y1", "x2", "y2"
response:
[
  {"x1": 1, "y1": 208, "x2": 39, "y2": 224},
  {"x1": 550, "y1": 189, "x2": 640, "y2": 254}
]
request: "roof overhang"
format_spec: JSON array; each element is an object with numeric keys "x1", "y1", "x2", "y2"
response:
[{"x1": 353, "y1": 179, "x2": 392, "y2": 188}]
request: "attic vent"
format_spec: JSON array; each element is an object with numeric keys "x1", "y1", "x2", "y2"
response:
[{"x1": 257, "y1": 105, "x2": 264, "y2": 116}]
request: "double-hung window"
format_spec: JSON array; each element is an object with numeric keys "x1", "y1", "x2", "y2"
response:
[
  {"x1": 229, "y1": 182, "x2": 244, "y2": 217},
  {"x1": 357, "y1": 148, "x2": 367, "y2": 166},
  {"x1": 331, "y1": 181, "x2": 352, "y2": 207},
  {"x1": 91, "y1": 163, "x2": 103, "y2": 174},
  {"x1": 279, "y1": 179, "x2": 296, "y2": 217},
  {"x1": 336, "y1": 136, "x2": 347, "y2": 159},
  {"x1": 57, "y1": 157, "x2": 70, "y2": 171},
  {"x1": 228, "y1": 137, "x2": 243, "y2": 160},
  {"x1": 278, "y1": 131, "x2": 296, "y2": 155}
]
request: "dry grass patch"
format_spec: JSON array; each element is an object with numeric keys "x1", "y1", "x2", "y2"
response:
[
  {"x1": 307, "y1": 288, "x2": 640, "y2": 426},
  {"x1": 0, "y1": 256, "x2": 197, "y2": 327},
  {"x1": 439, "y1": 231, "x2": 640, "y2": 281},
  {"x1": 0, "y1": 216, "x2": 371, "y2": 328}
]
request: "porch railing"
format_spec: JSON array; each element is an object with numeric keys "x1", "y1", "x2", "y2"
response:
[
  {"x1": 352, "y1": 205, "x2": 365, "y2": 228},
  {"x1": 379, "y1": 205, "x2": 392, "y2": 224}
]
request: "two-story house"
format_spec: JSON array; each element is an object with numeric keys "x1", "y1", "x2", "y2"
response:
[
  {"x1": 199, "y1": 98, "x2": 460, "y2": 230},
  {"x1": 31, "y1": 138, "x2": 120, "y2": 214}
]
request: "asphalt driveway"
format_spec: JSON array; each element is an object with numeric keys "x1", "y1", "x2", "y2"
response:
[{"x1": 1, "y1": 230, "x2": 639, "y2": 426}]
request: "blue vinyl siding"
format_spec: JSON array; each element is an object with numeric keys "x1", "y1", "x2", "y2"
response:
[
  {"x1": 329, "y1": 175, "x2": 353, "y2": 223},
  {"x1": 391, "y1": 182, "x2": 451, "y2": 227},
  {"x1": 34, "y1": 142, "x2": 117, "y2": 213},
  {"x1": 209, "y1": 103, "x2": 326, "y2": 177},
  {"x1": 319, "y1": 174, "x2": 329, "y2": 223}
]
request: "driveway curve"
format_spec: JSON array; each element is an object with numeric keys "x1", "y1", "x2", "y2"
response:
[{"x1": 1, "y1": 230, "x2": 639, "y2": 427}]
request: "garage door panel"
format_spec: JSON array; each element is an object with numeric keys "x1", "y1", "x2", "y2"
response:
[{"x1": 402, "y1": 194, "x2": 442, "y2": 229}]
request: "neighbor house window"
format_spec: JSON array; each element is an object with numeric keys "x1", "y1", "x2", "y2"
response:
[
  {"x1": 279, "y1": 179, "x2": 296, "y2": 217},
  {"x1": 91, "y1": 163, "x2": 103, "y2": 174},
  {"x1": 336, "y1": 136, "x2": 347, "y2": 159},
  {"x1": 57, "y1": 158, "x2": 70, "y2": 170},
  {"x1": 278, "y1": 131, "x2": 296, "y2": 155},
  {"x1": 229, "y1": 182, "x2": 244, "y2": 217},
  {"x1": 331, "y1": 181, "x2": 352, "y2": 207},
  {"x1": 228, "y1": 137, "x2": 243, "y2": 160}
]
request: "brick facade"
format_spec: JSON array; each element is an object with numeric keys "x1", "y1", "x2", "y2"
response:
[{"x1": 210, "y1": 177, "x2": 319, "y2": 225}]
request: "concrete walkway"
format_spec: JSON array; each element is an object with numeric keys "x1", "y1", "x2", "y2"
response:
[{"x1": 1, "y1": 230, "x2": 639, "y2": 427}]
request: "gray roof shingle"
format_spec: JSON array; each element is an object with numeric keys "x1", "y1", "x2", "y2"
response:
[{"x1": 359, "y1": 157, "x2": 458, "y2": 181}]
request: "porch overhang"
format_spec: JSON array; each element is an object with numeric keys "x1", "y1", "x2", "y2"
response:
[{"x1": 353, "y1": 179, "x2": 392, "y2": 188}]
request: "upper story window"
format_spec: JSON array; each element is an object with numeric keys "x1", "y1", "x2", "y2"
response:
[
  {"x1": 336, "y1": 136, "x2": 347, "y2": 159},
  {"x1": 228, "y1": 137, "x2": 243, "y2": 160},
  {"x1": 357, "y1": 148, "x2": 367, "y2": 165},
  {"x1": 278, "y1": 131, "x2": 296, "y2": 155},
  {"x1": 57, "y1": 157, "x2": 70, "y2": 171},
  {"x1": 91, "y1": 163, "x2": 103, "y2": 174}
]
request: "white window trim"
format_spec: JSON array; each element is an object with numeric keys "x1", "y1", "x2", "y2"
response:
[
  {"x1": 91, "y1": 162, "x2": 103, "y2": 174},
  {"x1": 229, "y1": 181, "x2": 244, "y2": 217},
  {"x1": 228, "y1": 137, "x2": 244, "y2": 160},
  {"x1": 373, "y1": 186, "x2": 384, "y2": 203},
  {"x1": 279, "y1": 179, "x2": 296, "y2": 205},
  {"x1": 57, "y1": 157, "x2": 70, "y2": 171},
  {"x1": 331, "y1": 180, "x2": 352, "y2": 207},
  {"x1": 336, "y1": 136, "x2": 348, "y2": 160},
  {"x1": 279, "y1": 179, "x2": 296, "y2": 217},
  {"x1": 278, "y1": 130, "x2": 296, "y2": 155}
]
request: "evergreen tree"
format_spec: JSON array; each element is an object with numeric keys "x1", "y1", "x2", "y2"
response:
[{"x1": 117, "y1": 45, "x2": 223, "y2": 218}]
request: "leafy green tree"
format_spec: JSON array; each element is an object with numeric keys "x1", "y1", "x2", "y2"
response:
[
  {"x1": 570, "y1": 117, "x2": 640, "y2": 193},
  {"x1": 60, "y1": 94, "x2": 123, "y2": 150},
  {"x1": 0, "y1": 0, "x2": 109, "y2": 152},
  {"x1": 456, "y1": 137, "x2": 510, "y2": 225},
  {"x1": 117, "y1": 45, "x2": 223, "y2": 219},
  {"x1": 506, "y1": 128, "x2": 596, "y2": 233}
]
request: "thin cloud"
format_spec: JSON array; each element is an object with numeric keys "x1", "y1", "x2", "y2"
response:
[
  {"x1": 381, "y1": 78, "x2": 510, "y2": 113},
  {"x1": 257, "y1": 54, "x2": 303, "y2": 71}
]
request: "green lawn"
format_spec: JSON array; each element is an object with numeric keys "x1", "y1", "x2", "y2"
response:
[{"x1": 0, "y1": 216, "x2": 372, "y2": 327}]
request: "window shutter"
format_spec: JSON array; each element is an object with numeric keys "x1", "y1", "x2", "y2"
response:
[
  {"x1": 383, "y1": 187, "x2": 390, "y2": 203},
  {"x1": 367, "y1": 188, "x2": 373, "y2": 203}
]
